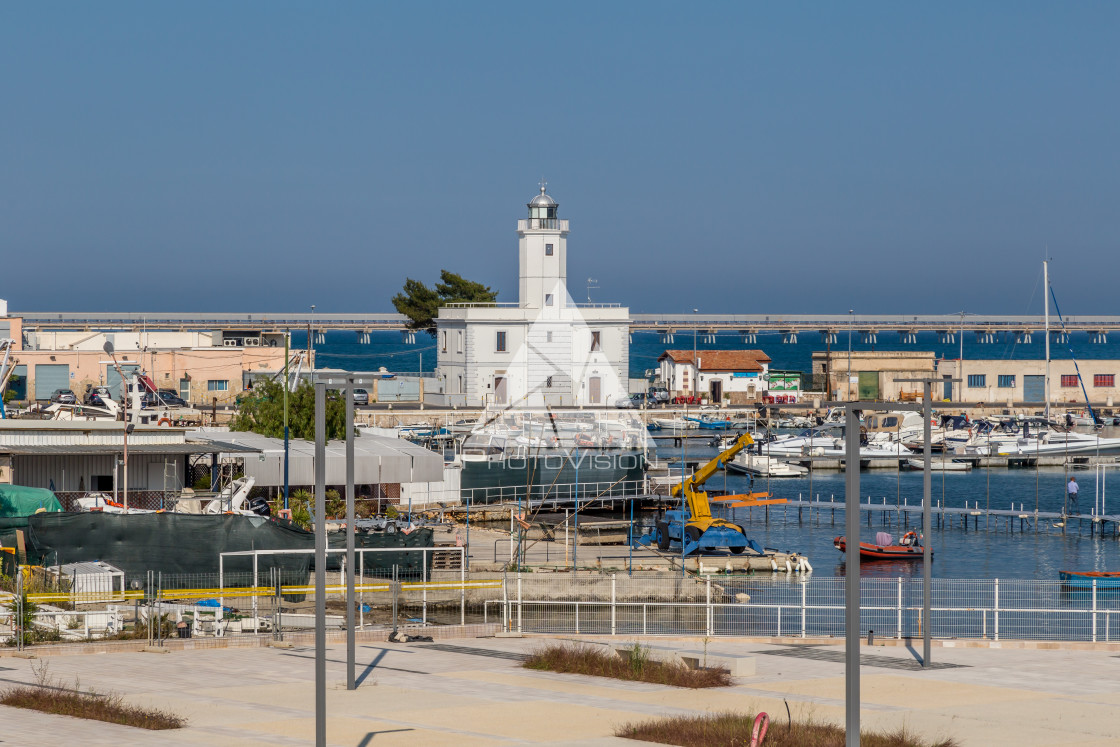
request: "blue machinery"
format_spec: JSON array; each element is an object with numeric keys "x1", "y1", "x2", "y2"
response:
[{"x1": 635, "y1": 432, "x2": 786, "y2": 555}]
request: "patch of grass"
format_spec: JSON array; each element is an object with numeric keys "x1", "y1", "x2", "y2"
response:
[
  {"x1": 524, "y1": 642, "x2": 731, "y2": 689},
  {"x1": 0, "y1": 662, "x2": 185, "y2": 730},
  {"x1": 616, "y1": 711, "x2": 958, "y2": 747}
]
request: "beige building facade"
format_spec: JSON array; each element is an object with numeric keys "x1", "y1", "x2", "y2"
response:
[
  {"x1": 813, "y1": 350, "x2": 1120, "y2": 406},
  {"x1": 812, "y1": 351, "x2": 938, "y2": 401},
  {"x1": 3, "y1": 322, "x2": 289, "y2": 405}
]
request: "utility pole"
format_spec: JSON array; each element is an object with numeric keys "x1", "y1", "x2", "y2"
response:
[
  {"x1": 308, "y1": 304, "x2": 316, "y2": 383},
  {"x1": 1044, "y1": 260, "x2": 1051, "y2": 421},
  {"x1": 959, "y1": 311, "x2": 965, "y2": 403},
  {"x1": 283, "y1": 329, "x2": 290, "y2": 510},
  {"x1": 847, "y1": 309, "x2": 853, "y2": 401},
  {"x1": 103, "y1": 341, "x2": 132, "y2": 510},
  {"x1": 692, "y1": 308, "x2": 699, "y2": 400}
]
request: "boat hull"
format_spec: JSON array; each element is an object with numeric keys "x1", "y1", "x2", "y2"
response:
[
  {"x1": 1058, "y1": 571, "x2": 1120, "y2": 589},
  {"x1": 834, "y1": 536, "x2": 931, "y2": 561},
  {"x1": 460, "y1": 448, "x2": 647, "y2": 502}
]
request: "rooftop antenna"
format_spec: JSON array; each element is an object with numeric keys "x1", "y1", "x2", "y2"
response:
[{"x1": 586, "y1": 277, "x2": 598, "y2": 303}]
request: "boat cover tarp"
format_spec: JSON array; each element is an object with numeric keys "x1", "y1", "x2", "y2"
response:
[
  {"x1": 0, "y1": 485, "x2": 63, "y2": 518},
  {"x1": 20, "y1": 512, "x2": 433, "y2": 582}
]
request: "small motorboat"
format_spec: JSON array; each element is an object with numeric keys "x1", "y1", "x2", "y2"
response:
[
  {"x1": 726, "y1": 453, "x2": 807, "y2": 477},
  {"x1": 834, "y1": 531, "x2": 931, "y2": 561},
  {"x1": 904, "y1": 459, "x2": 972, "y2": 472},
  {"x1": 1058, "y1": 570, "x2": 1120, "y2": 589}
]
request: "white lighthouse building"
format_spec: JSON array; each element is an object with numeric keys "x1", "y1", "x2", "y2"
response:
[{"x1": 436, "y1": 185, "x2": 630, "y2": 408}]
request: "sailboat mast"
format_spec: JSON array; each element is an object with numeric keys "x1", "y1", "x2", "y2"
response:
[{"x1": 1044, "y1": 259, "x2": 1050, "y2": 421}]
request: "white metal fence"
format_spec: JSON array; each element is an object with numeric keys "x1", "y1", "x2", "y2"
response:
[{"x1": 484, "y1": 573, "x2": 1120, "y2": 643}]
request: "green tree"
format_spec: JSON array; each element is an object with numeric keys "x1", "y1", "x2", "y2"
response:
[
  {"x1": 229, "y1": 380, "x2": 348, "y2": 440},
  {"x1": 392, "y1": 270, "x2": 497, "y2": 336},
  {"x1": 2, "y1": 374, "x2": 21, "y2": 403}
]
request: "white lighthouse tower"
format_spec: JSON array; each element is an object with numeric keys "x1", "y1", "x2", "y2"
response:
[
  {"x1": 518, "y1": 183, "x2": 567, "y2": 311},
  {"x1": 436, "y1": 184, "x2": 630, "y2": 407}
]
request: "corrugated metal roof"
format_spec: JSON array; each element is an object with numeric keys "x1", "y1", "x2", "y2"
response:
[
  {"x1": 189, "y1": 431, "x2": 444, "y2": 486},
  {"x1": 1, "y1": 442, "x2": 257, "y2": 455}
]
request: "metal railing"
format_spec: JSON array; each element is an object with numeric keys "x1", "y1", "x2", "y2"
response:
[
  {"x1": 486, "y1": 574, "x2": 1120, "y2": 642},
  {"x1": 460, "y1": 479, "x2": 650, "y2": 506}
]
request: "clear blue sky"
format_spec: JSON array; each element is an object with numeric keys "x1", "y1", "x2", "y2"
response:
[{"x1": 3, "y1": 3, "x2": 1118, "y2": 315}]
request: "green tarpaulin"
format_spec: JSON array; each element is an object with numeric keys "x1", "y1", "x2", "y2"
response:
[
  {"x1": 0, "y1": 485, "x2": 63, "y2": 518},
  {"x1": 23, "y1": 513, "x2": 434, "y2": 582}
]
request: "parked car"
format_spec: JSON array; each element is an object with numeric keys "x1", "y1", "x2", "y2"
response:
[
  {"x1": 648, "y1": 386, "x2": 670, "y2": 405},
  {"x1": 84, "y1": 386, "x2": 111, "y2": 406},
  {"x1": 353, "y1": 388, "x2": 370, "y2": 405},
  {"x1": 142, "y1": 390, "x2": 187, "y2": 408},
  {"x1": 613, "y1": 394, "x2": 634, "y2": 408},
  {"x1": 50, "y1": 389, "x2": 77, "y2": 404},
  {"x1": 629, "y1": 393, "x2": 650, "y2": 408}
]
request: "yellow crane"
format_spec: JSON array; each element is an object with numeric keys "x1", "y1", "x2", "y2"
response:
[{"x1": 655, "y1": 432, "x2": 786, "y2": 555}]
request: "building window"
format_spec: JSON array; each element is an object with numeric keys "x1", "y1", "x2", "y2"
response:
[
  {"x1": 457, "y1": 331, "x2": 463, "y2": 354},
  {"x1": 1094, "y1": 374, "x2": 1115, "y2": 387},
  {"x1": 546, "y1": 376, "x2": 553, "y2": 388},
  {"x1": 457, "y1": 375, "x2": 462, "y2": 393},
  {"x1": 967, "y1": 374, "x2": 985, "y2": 388},
  {"x1": 1061, "y1": 374, "x2": 1079, "y2": 387},
  {"x1": 590, "y1": 331, "x2": 601, "y2": 352},
  {"x1": 441, "y1": 331, "x2": 447, "y2": 353},
  {"x1": 545, "y1": 243, "x2": 554, "y2": 256},
  {"x1": 496, "y1": 331, "x2": 507, "y2": 352},
  {"x1": 997, "y1": 375, "x2": 1015, "y2": 388},
  {"x1": 546, "y1": 331, "x2": 553, "y2": 343},
  {"x1": 545, "y1": 294, "x2": 553, "y2": 306},
  {"x1": 207, "y1": 380, "x2": 228, "y2": 392}
]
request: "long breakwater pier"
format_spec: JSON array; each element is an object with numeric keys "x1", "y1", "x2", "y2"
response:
[{"x1": 16, "y1": 311, "x2": 1120, "y2": 343}]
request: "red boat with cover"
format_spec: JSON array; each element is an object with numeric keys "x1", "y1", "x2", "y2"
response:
[{"x1": 833, "y1": 531, "x2": 931, "y2": 561}]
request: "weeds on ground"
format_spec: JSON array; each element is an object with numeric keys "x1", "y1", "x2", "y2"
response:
[
  {"x1": 0, "y1": 661, "x2": 185, "y2": 730},
  {"x1": 524, "y1": 642, "x2": 731, "y2": 688},
  {"x1": 616, "y1": 711, "x2": 958, "y2": 747},
  {"x1": 3, "y1": 591, "x2": 64, "y2": 646},
  {"x1": 103, "y1": 613, "x2": 176, "y2": 641}
]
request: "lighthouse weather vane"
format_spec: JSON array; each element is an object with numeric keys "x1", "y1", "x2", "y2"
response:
[{"x1": 539, "y1": 177, "x2": 548, "y2": 193}]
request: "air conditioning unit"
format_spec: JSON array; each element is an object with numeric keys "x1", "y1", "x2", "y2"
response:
[
  {"x1": 244, "y1": 337, "x2": 261, "y2": 346},
  {"x1": 223, "y1": 339, "x2": 240, "y2": 347}
]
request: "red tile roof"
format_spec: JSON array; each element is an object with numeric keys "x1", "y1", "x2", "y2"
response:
[{"x1": 657, "y1": 350, "x2": 771, "y2": 372}]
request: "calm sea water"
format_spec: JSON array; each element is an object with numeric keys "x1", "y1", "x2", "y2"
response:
[
  {"x1": 307, "y1": 329, "x2": 1120, "y2": 578},
  {"x1": 652, "y1": 437, "x2": 1120, "y2": 579},
  {"x1": 307, "y1": 329, "x2": 1120, "y2": 381}
]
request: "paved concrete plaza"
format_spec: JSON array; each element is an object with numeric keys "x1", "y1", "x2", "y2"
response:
[{"x1": 2, "y1": 635, "x2": 1119, "y2": 746}]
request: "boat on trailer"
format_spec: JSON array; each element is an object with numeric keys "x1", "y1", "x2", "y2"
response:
[
  {"x1": 1058, "y1": 570, "x2": 1120, "y2": 589},
  {"x1": 834, "y1": 531, "x2": 931, "y2": 561}
]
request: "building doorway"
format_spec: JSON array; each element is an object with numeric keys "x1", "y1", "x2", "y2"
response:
[
  {"x1": 709, "y1": 379, "x2": 723, "y2": 403},
  {"x1": 857, "y1": 372, "x2": 879, "y2": 401},
  {"x1": 588, "y1": 376, "x2": 601, "y2": 404},
  {"x1": 1023, "y1": 375, "x2": 1045, "y2": 404},
  {"x1": 494, "y1": 376, "x2": 507, "y2": 405}
]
